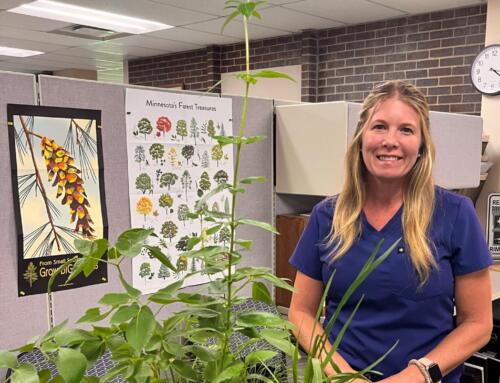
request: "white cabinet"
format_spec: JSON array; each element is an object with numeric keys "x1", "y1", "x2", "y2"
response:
[{"x1": 275, "y1": 102, "x2": 482, "y2": 196}]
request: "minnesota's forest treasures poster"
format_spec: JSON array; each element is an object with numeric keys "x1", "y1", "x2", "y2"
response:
[{"x1": 8, "y1": 104, "x2": 108, "y2": 296}]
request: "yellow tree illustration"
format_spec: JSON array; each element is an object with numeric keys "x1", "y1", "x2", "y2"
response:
[{"x1": 136, "y1": 196, "x2": 153, "y2": 222}]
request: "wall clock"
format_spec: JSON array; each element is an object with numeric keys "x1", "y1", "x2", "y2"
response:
[{"x1": 471, "y1": 44, "x2": 500, "y2": 95}]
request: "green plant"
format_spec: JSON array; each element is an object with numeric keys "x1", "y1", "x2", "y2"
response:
[{"x1": 0, "y1": 2, "x2": 399, "y2": 382}]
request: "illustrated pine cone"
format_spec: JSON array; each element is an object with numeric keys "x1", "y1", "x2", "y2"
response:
[{"x1": 41, "y1": 137, "x2": 94, "y2": 239}]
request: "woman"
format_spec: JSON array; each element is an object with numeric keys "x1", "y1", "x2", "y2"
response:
[{"x1": 288, "y1": 80, "x2": 492, "y2": 383}]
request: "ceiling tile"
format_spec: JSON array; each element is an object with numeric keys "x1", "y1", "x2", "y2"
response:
[
  {"x1": 149, "y1": 27, "x2": 240, "y2": 45},
  {"x1": 148, "y1": 0, "x2": 228, "y2": 16},
  {"x1": 0, "y1": 26, "x2": 91, "y2": 47},
  {"x1": 253, "y1": 6, "x2": 344, "y2": 32},
  {"x1": 188, "y1": 16, "x2": 290, "y2": 40},
  {"x1": 35, "y1": 52, "x2": 122, "y2": 69},
  {"x1": 370, "y1": 0, "x2": 482, "y2": 14},
  {"x1": 58, "y1": 0, "x2": 216, "y2": 26},
  {"x1": 0, "y1": 37, "x2": 68, "y2": 53},
  {"x1": 0, "y1": 11, "x2": 72, "y2": 31},
  {"x1": 111, "y1": 35, "x2": 204, "y2": 52},
  {"x1": 283, "y1": 0, "x2": 407, "y2": 24}
]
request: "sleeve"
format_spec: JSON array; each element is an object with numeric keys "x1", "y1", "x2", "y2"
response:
[
  {"x1": 450, "y1": 196, "x2": 493, "y2": 276},
  {"x1": 289, "y1": 204, "x2": 324, "y2": 281}
]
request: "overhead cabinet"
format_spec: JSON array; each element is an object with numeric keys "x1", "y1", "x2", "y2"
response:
[{"x1": 275, "y1": 102, "x2": 483, "y2": 196}]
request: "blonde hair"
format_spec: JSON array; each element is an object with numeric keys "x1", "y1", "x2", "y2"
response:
[{"x1": 328, "y1": 80, "x2": 436, "y2": 283}]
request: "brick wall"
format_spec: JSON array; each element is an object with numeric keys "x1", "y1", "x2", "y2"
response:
[{"x1": 128, "y1": 4, "x2": 486, "y2": 113}]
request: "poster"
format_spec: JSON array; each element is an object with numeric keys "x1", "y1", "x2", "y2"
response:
[
  {"x1": 7, "y1": 105, "x2": 108, "y2": 296},
  {"x1": 126, "y1": 89, "x2": 233, "y2": 294},
  {"x1": 487, "y1": 193, "x2": 500, "y2": 259}
]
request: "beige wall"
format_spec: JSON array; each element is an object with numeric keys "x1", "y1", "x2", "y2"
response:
[{"x1": 476, "y1": 0, "x2": 500, "y2": 228}]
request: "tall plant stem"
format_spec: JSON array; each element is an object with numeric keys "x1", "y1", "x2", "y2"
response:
[
  {"x1": 19, "y1": 116, "x2": 62, "y2": 251},
  {"x1": 221, "y1": 11, "x2": 251, "y2": 372}
]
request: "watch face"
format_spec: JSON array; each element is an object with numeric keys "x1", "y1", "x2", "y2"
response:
[
  {"x1": 471, "y1": 45, "x2": 500, "y2": 95},
  {"x1": 428, "y1": 363, "x2": 443, "y2": 382}
]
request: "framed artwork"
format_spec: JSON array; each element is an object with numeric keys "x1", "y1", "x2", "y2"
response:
[{"x1": 8, "y1": 104, "x2": 108, "y2": 296}]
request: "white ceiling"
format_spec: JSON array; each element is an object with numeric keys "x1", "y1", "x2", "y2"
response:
[{"x1": 0, "y1": 0, "x2": 486, "y2": 82}]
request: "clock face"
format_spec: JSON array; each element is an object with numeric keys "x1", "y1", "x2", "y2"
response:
[{"x1": 471, "y1": 45, "x2": 500, "y2": 95}]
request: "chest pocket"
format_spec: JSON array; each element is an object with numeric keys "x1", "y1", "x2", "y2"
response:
[{"x1": 384, "y1": 244, "x2": 453, "y2": 301}]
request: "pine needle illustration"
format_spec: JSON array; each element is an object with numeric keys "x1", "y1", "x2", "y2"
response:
[{"x1": 41, "y1": 137, "x2": 95, "y2": 239}]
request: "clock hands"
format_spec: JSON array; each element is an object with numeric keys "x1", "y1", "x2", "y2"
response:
[{"x1": 490, "y1": 67, "x2": 500, "y2": 77}]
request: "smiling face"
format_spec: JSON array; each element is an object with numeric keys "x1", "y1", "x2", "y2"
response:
[{"x1": 360, "y1": 96, "x2": 422, "y2": 186}]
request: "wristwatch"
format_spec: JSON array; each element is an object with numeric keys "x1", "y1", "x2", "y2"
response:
[{"x1": 408, "y1": 358, "x2": 442, "y2": 383}]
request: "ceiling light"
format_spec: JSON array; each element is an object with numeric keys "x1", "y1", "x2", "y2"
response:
[
  {"x1": 0, "y1": 46, "x2": 44, "y2": 57},
  {"x1": 8, "y1": 0, "x2": 174, "y2": 35}
]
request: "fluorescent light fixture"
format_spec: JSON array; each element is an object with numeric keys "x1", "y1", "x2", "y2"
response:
[
  {"x1": 8, "y1": 0, "x2": 174, "y2": 35},
  {"x1": 0, "y1": 46, "x2": 44, "y2": 57}
]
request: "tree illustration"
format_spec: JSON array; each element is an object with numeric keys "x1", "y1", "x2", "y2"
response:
[
  {"x1": 160, "y1": 172, "x2": 178, "y2": 190},
  {"x1": 135, "y1": 173, "x2": 152, "y2": 194},
  {"x1": 219, "y1": 226, "x2": 231, "y2": 247},
  {"x1": 136, "y1": 196, "x2": 153, "y2": 221},
  {"x1": 180, "y1": 170, "x2": 192, "y2": 201},
  {"x1": 156, "y1": 116, "x2": 171, "y2": 137},
  {"x1": 137, "y1": 118, "x2": 153, "y2": 140},
  {"x1": 213, "y1": 170, "x2": 229, "y2": 185},
  {"x1": 23, "y1": 262, "x2": 38, "y2": 287},
  {"x1": 176, "y1": 119, "x2": 188, "y2": 141},
  {"x1": 199, "y1": 171, "x2": 211, "y2": 194},
  {"x1": 149, "y1": 143, "x2": 165, "y2": 164},
  {"x1": 207, "y1": 120, "x2": 215, "y2": 141},
  {"x1": 212, "y1": 201, "x2": 220, "y2": 212},
  {"x1": 189, "y1": 117, "x2": 199, "y2": 145},
  {"x1": 176, "y1": 235, "x2": 189, "y2": 252},
  {"x1": 168, "y1": 147, "x2": 178, "y2": 167},
  {"x1": 190, "y1": 259, "x2": 197, "y2": 273},
  {"x1": 158, "y1": 193, "x2": 173, "y2": 214},
  {"x1": 176, "y1": 256, "x2": 188, "y2": 273},
  {"x1": 134, "y1": 145, "x2": 146, "y2": 169},
  {"x1": 181, "y1": 145, "x2": 194, "y2": 165},
  {"x1": 201, "y1": 150, "x2": 210, "y2": 168},
  {"x1": 161, "y1": 220, "x2": 178, "y2": 243},
  {"x1": 220, "y1": 122, "x2": 226, "y2": 136},
  {"x1": 177, "y1": 204, "x2": 190, "y2": 227},
  {"x1": 158, "y1": 262, "x2": 171, "y2": 279},
  {"x1": 139, "y1": 262, "x2": 153, "y2": 281},
  {"x1": 211, "y1": 144, "x2": 223, "y2": 166},
  {"x1": 224, "y1": 196, "x2": 230, "y2": 214}
]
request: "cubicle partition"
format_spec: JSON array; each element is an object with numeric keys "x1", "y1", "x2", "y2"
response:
[{"x1": 0, "y1": 73, "x2": 274, "y2": 354}]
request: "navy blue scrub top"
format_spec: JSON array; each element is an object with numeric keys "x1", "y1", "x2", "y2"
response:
[{"x1": 290, "y1": 187, "x2": 492, "y2": 382}]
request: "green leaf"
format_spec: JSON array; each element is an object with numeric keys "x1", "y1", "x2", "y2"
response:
[
  {"x1": 236, "y1": 218, "x2": 278, "y2": 234},
  {"x1": 240, "y1": 176, "x2": 267, "y2": 184},
  {"x1": 213, "y1": 361, "x2": 244, "y2": 383},
  {"x1": 238, "y1": 2, "x2": 257, "y2": 17},
  {"x1": 115, "y1": 228, "x2": 154, "y2": 258},
  {"x1": 156, "y1": 279, "x2": 184, "y2": 295},
  {"x1": 76, "y1": 307, "x2": 108, "y2": 324},
  {"x1": 118, "y1": 268, "x2": 141, "y2": 298},
  {"x1": 222, "y1": 9, "x2": 239, "y2": 32},
  {"x1": 245, "y1": 350, "x2": 277, "y2": 365},
  {"x1": 236, "y1": 311, "x2": 286, "y2": 328},
  {"x1": 126, "y1": 306, "x2": 156, "y2": 353},
  {"x1": 55, "y1": 348, "x2": 87, "y2": 383},
  {"x1": 235, "y1": 239, "x2": 252, "y2": 250},
  {"x1": 260, "y1": 330, "x2": 295, "y2": 356},
  {"x1": 185, "y1": 345, "x2": 217, "y2": 362},
  {"x1": 12, "y1": 342, "x2": 36, "y2": 353},
  {"x1": 241, "y1": 135, "x2": 267, "y2": 144},
  {"x1": 252, "y1": 70, "x2": 295, "y2": 82},
  {"x1": 214, "y1": 135, "x2": 241, "y2": 145},
  {"x1": 206, "y1": 224, "x2": 222, "y2": 235},
  {"x1": 73, "y1": 238, "x2": 108, "y2": 276},
  {"x1": 107, "y1": 246, "x2": 120, "y2": 260},
  {"x1": 195, "y1": 183, "x2": 227, "y2": 212},
  {"x1": 79, "y1": 339, "x2": 104, "y2": 364},
  {"x1": 38, "y1": 369, "x2": 51, "y2": 383},
  {"x1": 144, "y1": 245, "x2": 176, "y2": 271},
  {"x1": 81, "y1": 377, "x2": 100, "y2": 383},
  {"x1": 41, "y1": 320, "x2": 69, "y2": 342},
  {"x1": 98, "y1": 293, "x2": 130, "y2": 306},
  {"x1": 0, "y1": 350, "x2": 17, "y2": 369},
  {"x1": 48, "y1": 256, "x2": 77, "y2": 293},
  {"x1": 171, "y1": 360, "x2": 198, "y2": 381},
  {"x1": 252, "y1": 281, "x2": 273, "y2": 304},
  {"x1": 54, "y1": 328, "x2": 94, "y2": 347},
  {"x1": 10, "y1": 363, "x2": 38, "y2": 383},
  {"x1": 110, "y1": 303, "x2": 140, "y2": 324}
]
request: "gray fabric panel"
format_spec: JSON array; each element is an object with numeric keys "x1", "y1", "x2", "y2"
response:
[
  {"x1": 38, "y1": 76, "x2": 133, "y2": 326},
  {"x1": 0, "y1": 72, "x2": 49, "y2": 351},
  {"x1": 231, "y1": 96, "x2": 274, "y2": 273}
]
